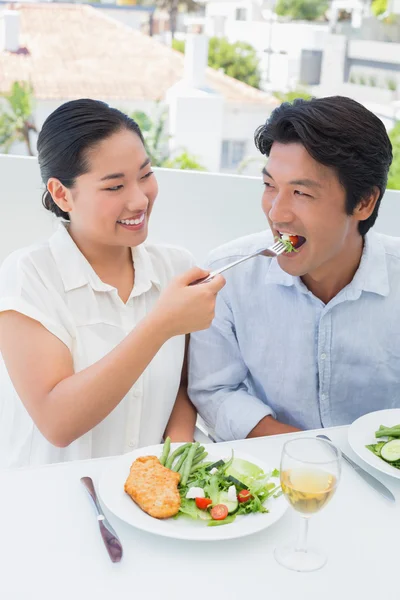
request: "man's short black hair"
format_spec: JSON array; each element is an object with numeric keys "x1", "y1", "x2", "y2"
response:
[{"x1": 255, "y1": 96, "x2": 393, "y2": 236}]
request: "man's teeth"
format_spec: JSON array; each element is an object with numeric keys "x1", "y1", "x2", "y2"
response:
[
  {"x1": 279, "y1": 232, "x2": 297, "y2": 241},
  {"x1": 118, "y1": 214, "x2": 145, "y2": 226}
]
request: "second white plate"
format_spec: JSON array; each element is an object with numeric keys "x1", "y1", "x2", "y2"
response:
[{"x1": 348, "y1": 408, "x2": 400, "y2": 480}]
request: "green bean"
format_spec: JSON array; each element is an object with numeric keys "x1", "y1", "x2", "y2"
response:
[
  {"x1": 173, "y1": 446, "x2": 190, "y2": 472},
  {"x1": 159, "y1": 437, "x2": 171, "y2": 466},
  {"x1": 194, "y1": 446, "x2": 205, "y2": 458},
  {"x1": 190, "y1": 461, "x2": 213, "y2": 475},
  {"x1": 165, "y1": 443, "x2": 191, "y2": 470},
  {"x1": 192, "y1": 451, "x2": 208, "y2": 467},
  {"x1": 180, "y1": 442, "x2": 200, "y2": 487}
]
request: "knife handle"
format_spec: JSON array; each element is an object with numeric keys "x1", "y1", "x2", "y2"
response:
[{"x1": 81, "y1": 476, "x2": 103, "y2": 516}]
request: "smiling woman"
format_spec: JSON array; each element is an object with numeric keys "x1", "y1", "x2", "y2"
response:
[{"x1": 0, "y1": 99, "x2": 225, "y2": 468}]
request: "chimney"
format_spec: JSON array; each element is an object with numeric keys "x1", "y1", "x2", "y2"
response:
[
  {"x1": 0, "y1": 10, "x2": 20, "y2": 53},
  {"x1": 184, "y1": 34, "x2": 208, "y2": 90}
]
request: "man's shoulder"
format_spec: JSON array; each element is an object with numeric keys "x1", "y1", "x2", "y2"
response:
[
  {"x1": 376, "y1": 232, "x2": 400, "y2": 260},
  {"x1": 207, "y1": 230, "x2": 274, "y2": 267}
]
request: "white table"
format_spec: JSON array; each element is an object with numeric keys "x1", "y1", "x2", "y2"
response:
[{"x1": 1, "y1": 426, "x2": 399, "y2": 600}]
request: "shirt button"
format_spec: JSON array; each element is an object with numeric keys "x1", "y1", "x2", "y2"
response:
[
  {"x1": 321, "y1": 353, "x2": 326, "y2": 360},
  {"x1": 321, "y1": 393, "x2": 327, "y2": 401}
]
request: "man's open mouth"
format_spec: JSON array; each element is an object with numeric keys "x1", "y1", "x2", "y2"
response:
[{"x1": 277, "y1": 231, "x2": 307, "y2": 251}]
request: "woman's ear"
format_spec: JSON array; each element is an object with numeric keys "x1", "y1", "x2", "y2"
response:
[{"x1": 47, "y1": 179, "x2": 73, "y2": 214}]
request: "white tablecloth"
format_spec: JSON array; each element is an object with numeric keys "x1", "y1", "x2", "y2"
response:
[{"x1": 1, "y1": 426, "x2": 399, "y2": 600}]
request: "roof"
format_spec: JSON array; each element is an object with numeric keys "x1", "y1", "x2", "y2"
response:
[{"x1": 0, "y1": 3, "x2": 277, "y2": 105}]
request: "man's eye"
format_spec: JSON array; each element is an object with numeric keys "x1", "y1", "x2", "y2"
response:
[
  {"x1": 105, "y1": 185, "x2": 123, "y2": 192},
  {"x1": 263, "y1": 182, "x2": 274, "y2": 189},
  {"x1": 294, "y1": 190, "x2": 311, "y2": 197}
]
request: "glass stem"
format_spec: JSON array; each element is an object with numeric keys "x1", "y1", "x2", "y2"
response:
[{"x1": 295, "y1": 517, "x2": 309, "y2": 553}]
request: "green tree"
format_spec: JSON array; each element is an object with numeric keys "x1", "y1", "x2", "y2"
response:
[
  {"x1": 172, "y1": 37, "x2": 261, "y2": 89},
  {"x1": 131, "y1": 107, "x2": 169, "y2": 166},
  {"x1": 275, "y1": 0, "x2": 328, "y2": 21},
  {"x1": 0, "y1": 81, "x2": 37, "y2": 156},
  {"x1": 388, "y1": 121, "x2": 400, "y2": 190},
  {"x1": 371, "y1": 0, "x2": 387, "y2": 16},
  {"x1": 163, "y1": 151, "x2": 206, "y2": 170},
  {"x1": 273, "y1": 87, "x2": 312, "y2": 102},
  {"x1": 129, "y1": 107, "x2": 206, "y2": 171}
]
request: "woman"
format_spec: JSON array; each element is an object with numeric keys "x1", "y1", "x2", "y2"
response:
[{"x1": 0, "y1": 99, "x2": 225, "y2": 468}]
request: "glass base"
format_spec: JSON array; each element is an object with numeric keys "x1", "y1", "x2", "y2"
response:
[{"x1": 274, "y1": 545, "x2": 327, "y2": 572}]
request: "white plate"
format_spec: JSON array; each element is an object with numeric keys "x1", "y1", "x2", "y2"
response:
[
  {"x1": 98, "y1": 443, "x2": 288, "y2": 541},
  {"x1": 348, "y1": 409, "x2": 400, "y2": 480}
]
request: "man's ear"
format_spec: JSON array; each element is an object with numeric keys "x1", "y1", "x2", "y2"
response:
[
  {"x1": 47, "y1": 179, "x2": 73, "y2": 214},
  {"x1": 355, "y1": 186, "x2": 380, "y2": 223}
]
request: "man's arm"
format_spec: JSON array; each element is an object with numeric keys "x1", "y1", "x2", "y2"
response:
[
  {"x1": 247, "y1": 415, "x2": 300, "y2": 438},
  {"x1": 188, "y1": 290, "x2": 296, "y2": 441},
  {"x1": 164, "y1": 337, "x2": 197, "y2": 442}
]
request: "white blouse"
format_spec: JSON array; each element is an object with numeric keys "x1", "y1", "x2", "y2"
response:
[{"x1": 0, "y1": 224, "x2": 194, "y2": 468}]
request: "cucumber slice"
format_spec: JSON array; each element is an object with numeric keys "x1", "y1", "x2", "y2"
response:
[
  {"x1": 218, "y1": 491, "x2": 238, "y2": 514},
  {"x1": 205, "y1": 460, "x2": 225, "y2": 471},
  {"x1": 380, "y1": 439, "x2": 400, "y2": 463},
  {"x1": 226, "y1": 475, "x2": 247, "y2": 490}
]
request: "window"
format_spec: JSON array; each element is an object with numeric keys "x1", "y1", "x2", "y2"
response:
[
  {"x1": 235, "y1": 8, "x2": 247, "y2": 21},
  {"x1": 221, "y1": 140, "x2": 246, "y2": 169}
]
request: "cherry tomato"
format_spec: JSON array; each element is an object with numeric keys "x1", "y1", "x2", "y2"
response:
[
  {"x1": 238, "y1": 489, "x2": 253, "y2": 503},
  {"x1": 289, "y1": 235, "x2": 299, "y2": 247},
  {"x1": 195, "y1": 497, "x2": 212, "y2": 510},
  {"x1": 210, "y1": 504, "x2": 229, "y2": 520}
]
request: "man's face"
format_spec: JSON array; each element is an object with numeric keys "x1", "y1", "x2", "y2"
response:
[{"x1": 262, "y1": 142, "x2": 363, "y2": 281}]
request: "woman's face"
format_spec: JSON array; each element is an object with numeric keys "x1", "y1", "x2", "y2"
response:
[{"x1": 56, "y1": 128, "x2": 158, "y2": 249}]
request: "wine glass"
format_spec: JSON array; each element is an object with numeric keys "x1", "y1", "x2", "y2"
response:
[{"x1": 274, "y1": 437, "x2": 341, "y2": 572}]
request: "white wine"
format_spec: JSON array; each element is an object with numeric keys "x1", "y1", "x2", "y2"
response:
[{"x1": 281, "y1": 468, "x2": 337, "y2": 515}]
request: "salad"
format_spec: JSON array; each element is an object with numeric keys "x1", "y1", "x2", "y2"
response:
[
  {"x1": 275, "y1": 235, "x2": 298, "y2": 253},
  {"x1": 159, "y1": 439, "x2": 281, "y2": 527},
  {"x1": 366, "y1": 424, "x2": 400, "y2": 471}
]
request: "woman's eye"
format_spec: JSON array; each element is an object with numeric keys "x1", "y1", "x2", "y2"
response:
[
  {"x1": 141, "y1": 171, "x2": 154, "y2": 180},
  {"x1": 105, "y1": 185, "x2": 123, "y2": 192}
]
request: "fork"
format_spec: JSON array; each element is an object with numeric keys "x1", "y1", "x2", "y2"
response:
[{"x1": 190, "y1": 239, "x2": 286, "y2": 285}]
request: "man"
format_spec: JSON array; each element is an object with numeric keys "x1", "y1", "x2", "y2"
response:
[{"x1": 188, "y1": 95, "x2": 399, "y2": 441}]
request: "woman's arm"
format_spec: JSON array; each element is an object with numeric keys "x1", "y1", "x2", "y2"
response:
[
  {"x1": 164, "y1": 337, "x2": 197, "y2": 442},
  {"x1": 0, "y1": 268, "x2": 224, "y2": 448}
]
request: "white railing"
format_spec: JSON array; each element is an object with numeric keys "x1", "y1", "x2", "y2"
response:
[{"x1": 1, "y1": 154, "x2": 399, "y2": 264}]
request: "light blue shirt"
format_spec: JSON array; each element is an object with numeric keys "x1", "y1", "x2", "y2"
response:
[{"x1": 188, "y1": 230, "x2": 400, "y2": 441}]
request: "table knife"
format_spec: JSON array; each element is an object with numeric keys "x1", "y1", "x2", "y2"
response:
[
  {"x1": 317, "y1": 434, "x2": 395, "y2": 503},
  {"x1": 80, "y1": 476, "x2": 123, "y2": 562}
]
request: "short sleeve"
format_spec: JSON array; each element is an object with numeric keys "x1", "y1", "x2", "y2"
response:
[{"x1": 0, "y1": 251, "x2": 73, "y2": 351}]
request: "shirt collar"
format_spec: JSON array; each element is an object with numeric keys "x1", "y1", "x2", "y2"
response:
[
  {"x1": 49, "y1": 223, "x2": 161, "y2": 296},
  {"x1": 348, "y1": 230, "x2": 390, "y2": 298},
  {"x1": 264, "y1": 230, "x2": 390, "y2": 298}
]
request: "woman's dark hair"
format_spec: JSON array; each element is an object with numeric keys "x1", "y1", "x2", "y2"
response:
[
  {"x1": 37, "y1": 99, "x2": 144, "y2": 220},
  {"x1": 254, "y1": 96, "x2": 393, "y2": 236}
]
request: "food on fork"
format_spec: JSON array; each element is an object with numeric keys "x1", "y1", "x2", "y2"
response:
[
  {"x1": 275, "y1": 232, "x2": 307, "y2": 253},
  {"x1": 124, "y1": 455, "x2": 181, "y2": 518}
]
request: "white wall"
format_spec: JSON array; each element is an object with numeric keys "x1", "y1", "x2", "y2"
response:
[{"x1": 0, "y1": 154, "x2": 399, "y2": 266}]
